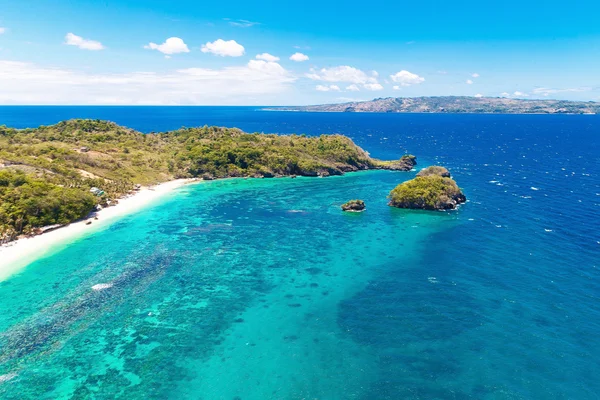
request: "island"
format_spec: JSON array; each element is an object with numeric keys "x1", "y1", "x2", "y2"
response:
[
  {"x1": 267, "y1": 96, "x2": 600, "y2": 114},
  {"x1": 341, "y1": 200, "x2": 366, "y2": 212},
  {"x1": 0, "y1": 119, "x2": 414, "y2": 242},
  {"x1": 388, "y1": 166, "x2": 466, "y2": 210}
]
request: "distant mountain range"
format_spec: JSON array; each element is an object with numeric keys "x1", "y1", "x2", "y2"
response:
[{"x1": 268, "y1": 96, "x2": 600, "y2": 114}]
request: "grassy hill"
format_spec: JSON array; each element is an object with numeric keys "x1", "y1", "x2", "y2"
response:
[{"x1": 0, "y1": 119, "x2": 412, "y2": 241}]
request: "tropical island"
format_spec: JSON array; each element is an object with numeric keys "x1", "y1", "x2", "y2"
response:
[
  {"x1": 0, "y1": 119, "x2": 416, "y2": 242},
  {"x1": 269, "y1": 96, "x2": 600, "y2": 114},
  {"x1": 388, "y1": 166, "x2": 466, "y2": 210}
]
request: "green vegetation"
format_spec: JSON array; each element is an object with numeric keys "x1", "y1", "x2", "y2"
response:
[
  {"x1": 341, "y1": 199, "x2": 366, "y2": 212},
  {"x1": 388, "y1": 175, "x2": 466, "y2": 210},
  {"x1": 0, "y1": 169, "x2": 96, "y2": 240},
  {"x1": 373, "y1": 154, "x2": 416, "y2": 171},
  {"x1": 416, "y1": 166, "x2": 451, "y2": 178},
  {"x1": 0, "y1": 119, "x2": 408, "y2": 241}
]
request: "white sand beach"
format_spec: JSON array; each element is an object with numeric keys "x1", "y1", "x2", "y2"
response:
[{"x1": 0, "y1": 179, "x2": 197, "y2": 282}]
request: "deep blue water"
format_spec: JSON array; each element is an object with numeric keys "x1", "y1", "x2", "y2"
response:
[{"x1": 0, "y1": 107, "x2": 599, "y2": 399}]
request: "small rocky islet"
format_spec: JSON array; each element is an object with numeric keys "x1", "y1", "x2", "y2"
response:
[
  {"x1": 387, "y1": 166, "x2": 467, "y2": 211},
  {"x1": 341, "y1": 200, "x2": 366, "y2": 212}
]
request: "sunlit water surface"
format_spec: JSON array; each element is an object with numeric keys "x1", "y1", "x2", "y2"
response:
[{"x1": 0, "y1": 108, "x2": 598, "y2": 399}]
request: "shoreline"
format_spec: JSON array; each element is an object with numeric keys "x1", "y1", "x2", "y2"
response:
[
  {"x1": 0, "y1": 168, "x2": 411, "y2": 282},
  {"x1": 0, "y1": 178, "x2": 198, "y2": 282}
]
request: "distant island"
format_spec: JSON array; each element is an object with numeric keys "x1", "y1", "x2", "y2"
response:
[
  {"x1": 0, "y1": 120, "x2": 415, "y2": 242},
  {"x1": 266, "y1": 96, "x2": 600, "y2": 114}
]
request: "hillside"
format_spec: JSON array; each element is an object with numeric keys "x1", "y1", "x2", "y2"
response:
[
  {"x1": 269, "y1": 96, "x2": 600, "y2": 114},
  {"x1": 0, "y1": 119, "x2": 412, "y2": 241}
]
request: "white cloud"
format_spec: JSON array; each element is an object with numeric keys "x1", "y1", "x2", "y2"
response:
[
  {"x1": 225, "y1": 19, "x2": 259, "y2": 28},
  {"x1": 246, "y1": 59, "x2": 287, "y2": 75},
  {"x1": 0, "y1": 59, "x2": 295, "y2": 105},
  {"x1": 513, "y1": 91, "x2": 528, "y2": 97},
  {"x1": 474, "y1": 93, "x2": 483, "y2": 98},
  {"x1": 363, "y1": 83, "x2": 383, "y2": 91},
  {"x1": 390, "y1": 70, "x2": 424, "y2": 86},
  {"x1": 65, "y1": 33, "x2": 105, "y2": 51},
  {"x1": 0, "y1": 28, "x2": 6, "y2": 35},
  {"x1": 500, "y1": 92, "x2": 510, "y2": 97},
  {"x1": 316, "y1": 84, "x2": 341, "y2": 92},
  {"x1": 307, "y1": 66, "x2": 386, "y2": 91},
  {"x1": 290, "y1": 52, "x2": 309, "y2": 62},
  {"x1": 144, "y1": 37, "x2": 189, "y2": 55},
  {"x1": 472, "y1": 73, "x2": 480, "y2": 78},
  {"x1": 307, "y1": 66, "x2": 379, "y2": 84},
  {"x1": 393, "y1": 85, "x2": 401, "y2": 90},
  {"x1": 201, "y1": 39, "x2": 245, "y2": 57},
  {"x1": 371, "y1": 70, "x2": 379, "y2": 78},
  {"x1": 255, "y1": 53, "x2": 280, "y2": 62},
  {"x1": 466, "y1": 79, "x2": 473, "y2": 84}
]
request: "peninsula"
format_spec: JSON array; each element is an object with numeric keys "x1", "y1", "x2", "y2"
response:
[
  {"x1": 0, "y1": 119, "x2": 414, "y2": 242},
  {"x1": 268, "y1": 96, "x2": 600, "y2": 114}
]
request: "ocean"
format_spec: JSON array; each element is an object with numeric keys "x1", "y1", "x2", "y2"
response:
[{"x1": 0, "y1": 107, "x2": 599, "y2": 399}]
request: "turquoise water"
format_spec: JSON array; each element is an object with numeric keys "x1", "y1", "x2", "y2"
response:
[
  {"x1": 0, "y1": 172, "x2": 450, "y2": 399},
  {"x1": 0, "y1": 109, "x2": 599, "y2": 399}
]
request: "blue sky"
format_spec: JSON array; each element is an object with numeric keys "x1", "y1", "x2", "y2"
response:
[{"x1": 0, "y1": 0, "x2": 599, "y2": 105}]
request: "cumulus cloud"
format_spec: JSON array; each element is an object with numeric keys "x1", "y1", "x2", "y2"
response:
[
  {"x1": 0, "y1": 27, "x2": 6, "y2": 35},
  {"x1": 246, "y1": 59, "x2": 287, "y2": 75},
  {"x1": 307, "y1": 66, "x2": 377, "y2": 84},
  {"x1": 474, "y1": 93, "x2": 483, "y2": 98},
  {"x1": 144, "y1": 37, "x2": 189, "y2": 55},
  {"x1": 472, "y1": 73, "x2": 480, "y2": 78},
  {"x1": 466, "y1": 79, "x2": 473, "y2": 84},
  {"x1": 289, "y1": 52, "x2": 309, "y2": 62},
  {"x1": 316, "y1": 84, "x2": 341, "y2": 92},
  {"x1": 390, "y1": 70, "x2": 424, "y2": 86},
  {"x1": 346, "y1": 84, "x2": 360, "y2": 92},
  {"x1": 363, "y1": 83, "x2": 383, "y2": 91},
  {"x1": 255, "y1": 53, "x2": 280, "y2": 62},
  {"x1": 307, "y1": 66, "x2": 385, "y2": 91},
  {"x1": 201, "y1": 39, "x2": 245, "y2": 57},
  {"x1": 393, "y1": 85, "x2": 401, "y2": 90},
  {"x1": 513, "y1": 91, "x2": 528, "y2": 97},
  {"x1": 65, "y1": 33, "x2": 105, "y2": 51},
  {"x1": 500, "y1": 92, "x2": 510, "y2": 97},
  {"x1": 0, "y1": 59, "x2": 295, "y2": 105}
]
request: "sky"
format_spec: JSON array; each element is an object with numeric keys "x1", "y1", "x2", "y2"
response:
[{"x1": 0, "y1": 0, "x2": 599, "y2": 105}]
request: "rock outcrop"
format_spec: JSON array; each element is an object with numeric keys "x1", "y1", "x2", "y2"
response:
[
  {"x1": 416, "y1": 166, "x2": 451, "y2": 178},
  {"x1": 376, "y1": 155, "x2": 417, "y2": 171},
  {"x1": 341, "y1": 200, "x2": 366, "y2": 212}
]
